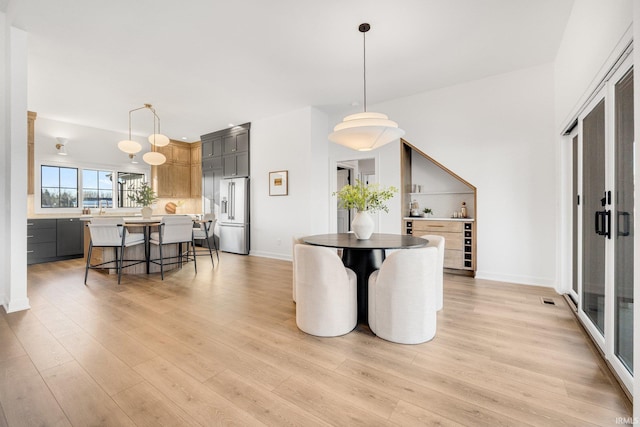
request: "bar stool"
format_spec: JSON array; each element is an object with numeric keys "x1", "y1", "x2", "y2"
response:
[
  {"x1": 84, "y1": 217, "x2": 145, "y2": 285},
  {"x1": 192, "y1": 213, "x2": 219, "y2": 266},
  {"x1": 149, "y1": 215, "x2": 197, "y2": 280}
]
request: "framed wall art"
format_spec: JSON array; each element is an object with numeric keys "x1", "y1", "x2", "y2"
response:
[{"x1": 269, "y1": 170, "x2": 288, "y2": 196}]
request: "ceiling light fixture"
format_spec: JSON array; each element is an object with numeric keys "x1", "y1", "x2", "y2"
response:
[
  {"x1": 329, "y1": 23, "x2": 405, "y2": 151},
  {"x1": 117, "y1": 103, "x2": 168, "y2": 165},
  {"x1": 55, "y1": 137, "x2": 68, "y2": 155}
]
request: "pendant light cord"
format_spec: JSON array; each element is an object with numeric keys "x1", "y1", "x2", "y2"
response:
[
  {"x1": 363, "y1": 29, "x2": 367, "y2": 112},
  {"x1": 359, "y1": 23, "x2": 370, "y2": 112}
]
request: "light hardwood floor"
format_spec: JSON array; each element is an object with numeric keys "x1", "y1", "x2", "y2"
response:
[{"x1": 0, "y1": 254, "x2": 631, "y2": 426}]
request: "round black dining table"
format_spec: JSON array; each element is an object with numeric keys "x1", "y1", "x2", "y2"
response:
[{"x1": 303, "y1": 233, "x2": 428, "y2": 323}]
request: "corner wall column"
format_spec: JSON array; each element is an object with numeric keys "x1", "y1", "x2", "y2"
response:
[{"x1": 2, "y1": 20, "x2": 30, "y2": 313}]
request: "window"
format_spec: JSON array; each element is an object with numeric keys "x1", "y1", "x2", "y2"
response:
[
  {"x1": 82, "y1": 169, "x2": 113, "y2": 208},
  {"x1": 117, "y1": 172, "x2": 146, "y2": 208},
  {"x1": 41, "y1": 165, "x2": 78, "y2": 208}
]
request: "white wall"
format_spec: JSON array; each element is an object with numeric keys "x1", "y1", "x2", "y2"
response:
[
  {"x1": 250, "y1": 106, "x2": 331, "y2": 260},
  {"x1": 335, "y1": 64, "x2": 558, "y2": 287},
  {"x1": 554, "y1": 0, "x2": 633, "y2": 126},
  {"x1": 554, "y1": 1, "x2": 634, "y2": 295},
  {"x1": 0, "y1": 12, "x2": 7, "y2": 309},
  {"x1": 2, "y1": 19, "x2": 30, "y2": 313}
]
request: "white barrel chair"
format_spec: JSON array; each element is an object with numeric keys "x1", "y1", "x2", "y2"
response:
[
  {"x1": 294, "y1": 244, "x2": 357, "y2": 337},
  {"x1": 417, "y1": 234, "x2": 445, "y2": 311},
  {"x1": 368, "y1": 246, "x2": 438, "y2": 344}
]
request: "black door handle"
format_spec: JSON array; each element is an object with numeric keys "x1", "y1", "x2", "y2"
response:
[
  {"x1": 604, "y1": 210, "x2": 611, "y2": 239},
  {"x1": 595, "y1": 211, "x2": 603, "y2": 235}
]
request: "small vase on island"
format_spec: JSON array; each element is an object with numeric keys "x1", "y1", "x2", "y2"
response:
[{"x1": 141, "y1": 206, "x2": 153, "y2": 219}]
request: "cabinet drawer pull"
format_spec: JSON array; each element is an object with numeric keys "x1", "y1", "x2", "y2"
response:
[
  {"x1": 27, "y1": 235, "x2": 34, "y2": 238},
  {"x1": 27, "y1": 250, "x2": 34, "y2": 254},
  {"x1": 27, "y1": 223, "x2": 34, "y2": 226}
]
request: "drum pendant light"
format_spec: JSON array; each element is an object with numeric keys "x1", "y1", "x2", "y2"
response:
[{"x1": 329, "y1": 23, "x2": 404, "y2": 151}]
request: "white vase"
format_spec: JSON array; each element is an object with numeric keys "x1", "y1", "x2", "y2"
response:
[
  {"x1": 141, "y1": 206, "x2": 153, "y2": 219},
  {"x1": 352, "y1": 211, "x2": 374, "y2": 240}
]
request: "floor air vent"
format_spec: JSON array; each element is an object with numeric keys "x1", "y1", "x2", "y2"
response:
[{"x1": 540, "y1": 297, "x2": 556, "y2": 306}]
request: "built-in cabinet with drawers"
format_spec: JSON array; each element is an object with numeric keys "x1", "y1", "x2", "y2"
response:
[
  {"x1": 27, "y1": 218, "x2": 84, "y2": 264},
  {"x1": 405, "y1": 219, "x2": 475, "y2": 272},
  {"x1": 401, "y1": 140, "x2": 477, "y2": 276}
]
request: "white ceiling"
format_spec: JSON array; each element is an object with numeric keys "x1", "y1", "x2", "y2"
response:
[{"x1": 5, "y1": 0, "x2": 574, "y2": 142}]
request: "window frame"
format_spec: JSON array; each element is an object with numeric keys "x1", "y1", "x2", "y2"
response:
[
  {"x1": 35, "y1": 160, "x2": 149, "y2": 214},
  {"x1": 40, "y1": 165, "x2": 79, "y2": 209}
]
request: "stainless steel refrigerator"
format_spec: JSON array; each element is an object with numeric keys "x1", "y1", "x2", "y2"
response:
[{"x1": 219, "y1": 177, "x2": 250, "y2": 254}]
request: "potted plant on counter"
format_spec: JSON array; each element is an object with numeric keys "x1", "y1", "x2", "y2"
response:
[
  {"x1": 129, "y1": 182, "x2": 157, "y2": 219},
  {"x1": 334, "y1": 179, "x2": 397, "y2": 240}
]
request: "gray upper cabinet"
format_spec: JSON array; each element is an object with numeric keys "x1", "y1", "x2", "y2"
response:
[
  {"x1": 202, "y1": 136, "x2": 223, "y2": 158},
  {"x1": 201, "y1": 124, "x2": 250, "y2": 178},
  {"x1": 223, "y1": 131, "x2": 249, "y2": 155}
]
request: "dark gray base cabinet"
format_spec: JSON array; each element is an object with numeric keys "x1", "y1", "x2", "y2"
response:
[{"x1": 27, "y1": 218, "x2": 84, "y2": 264}]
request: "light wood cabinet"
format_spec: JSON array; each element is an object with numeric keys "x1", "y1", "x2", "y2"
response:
[
  {"x1": 190, "y1": 143, "x2": 202, "y2": 198},
  {"x1": 406, "y1": 219, "x2": 475, "y2": 272},
  {"x1": 151, "y1": 140, "x2": 202, "y2": 198},
  {"x1": 152, "y1": 140, "x2": 198, "y2": 198},
  {"x1": 172, "y1": 145, "x2": 191, "y2": 165},
  {"x1": 27, "y1": 111, "x2": 37, "y2": 195}
]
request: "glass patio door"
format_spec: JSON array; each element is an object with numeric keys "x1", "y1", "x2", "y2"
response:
[
  {"x1": 613, "y1": 68, "x2": 634, "y2": 374},
  {"x1": 574, "y1": 61, "x2": 634, "y2": 393},
  {"x1": 581, "y1": 97, "x2": 607, "y2": 337}
]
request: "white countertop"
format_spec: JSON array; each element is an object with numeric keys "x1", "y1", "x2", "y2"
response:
[{"x1": 404, "y1": 217, "x2": 474, "y2": 222}]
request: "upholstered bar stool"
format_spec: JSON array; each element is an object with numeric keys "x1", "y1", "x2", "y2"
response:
[
  {"x1": 149, "y1": 215, "x2": 197, "y2": 280},
  {"x1": 85, "y1": 217, "x2": 145, "y2": 285},
  {"x1": 192, "y1": 213, "x2": 219, "y2": 267}
]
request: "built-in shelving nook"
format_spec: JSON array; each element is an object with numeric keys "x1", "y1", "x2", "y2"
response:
[{"x1": 401, "y1": 139, "x2": 477, "y2": 276}]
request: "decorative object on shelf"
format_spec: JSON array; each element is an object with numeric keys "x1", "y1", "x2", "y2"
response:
[
  {"x1": 333, "y1": 179, "x2": 397, "y2": 239},
  {"x1": 328, "y1": 23, "x2": 405, "y2": 152},
  {"x1": 128, "y1": 182, "x2": 157, "y2": 218},
  {"x1": 422, "y1": 208, "x2": 433, "y2": 217},
  {"x1": 410, "y1": 199, "x2": 420, "y2": 217},
  {"x1": 55, "y1": 137, "x2": 68, "y2": 155},
  {"x1": 117, "y1": 103, "x2": 169, "y2": 166},
  {"x1": 460, "y1": 202, "x2": 467, "y2": 218},
  {"x1": 269, "y1": 170, "x2": 288, "y2": 196}
]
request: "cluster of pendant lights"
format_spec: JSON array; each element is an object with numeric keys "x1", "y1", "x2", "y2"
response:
[
  {"x1": 329, "y1": 23, "x2": 404, "y2": 151},
  {"x1": 117, "y1": 104, "x2": 169, "y2": 165}
]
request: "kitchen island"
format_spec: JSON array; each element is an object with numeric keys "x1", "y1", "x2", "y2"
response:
[{"x1": 82, "y1": 216, "x2": 185, "y2": 275}]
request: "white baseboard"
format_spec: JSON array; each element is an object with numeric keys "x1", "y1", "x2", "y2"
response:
[
  {"x1": 3, "y1": 297, "x2": 30, "y2": 313},
  {"x1": 249, "y1": 250, "x2": 292, "y2": 262},
  {"x1": 474, "y1": 271, "x2": 556, "y2": 288}
]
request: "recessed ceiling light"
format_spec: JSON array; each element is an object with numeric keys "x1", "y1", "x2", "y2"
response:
[
  {"x1": 181, "y1": 137, "x2": 187, "y2": 140},
  {"x1": 228, "y1": 123, "x2": 235, "y2": 127}
]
